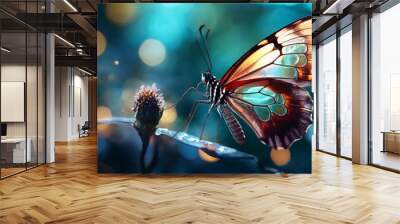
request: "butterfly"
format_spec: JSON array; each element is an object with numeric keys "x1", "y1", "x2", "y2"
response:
[{"x1": 173, "y1": 17, "x2": 313, "y2": 151}]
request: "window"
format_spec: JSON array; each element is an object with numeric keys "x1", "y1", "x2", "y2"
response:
[
  {"x1": 317, "y1": 35, "x2": 337, "y2": 154},
  {"x1": 339, "y1": 26, "x2": 352, "y2": 158},
  {"x1": 370, "y1": 3, "x2": 400, "y2": 171}
]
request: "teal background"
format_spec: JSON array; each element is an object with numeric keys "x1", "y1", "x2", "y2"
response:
[{"x1": 98, "y1": 3, "x2": 312, "y2": 173}]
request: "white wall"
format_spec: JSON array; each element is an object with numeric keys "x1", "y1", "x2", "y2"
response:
[
  {"x1": 55, "y1": 67, "x2": 69, "y2": 141},
  {"x1": 72, "y1": 73, "x2": 89, "y2": 138},
  {"x1": 55, "y1": 67, "x2": 89, "y2": 141},
  {"x1": 1, "y1": 65, "x2": 27, "y2": 139},
  {"x1": 1, "y1": 65, "x2": 41, "y2": 137}
]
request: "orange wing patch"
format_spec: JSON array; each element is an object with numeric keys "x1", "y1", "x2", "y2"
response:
[{"x1": 221, "y1": 18, "x2": 312, "y2": 85}]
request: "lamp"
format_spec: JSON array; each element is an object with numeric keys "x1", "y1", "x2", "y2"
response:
[
  {"x1": 1, "y1": 47, "x2": 11, "y2": 53},
  {"x1": 78, "y1": 67, "x2": 93, "y2": 76},
  {"x1": 54, "y1": 34, "x2": 75, "y2": 48},
  {"x1": 63, "y1": 0, "x2": 78, "y2": 12}
]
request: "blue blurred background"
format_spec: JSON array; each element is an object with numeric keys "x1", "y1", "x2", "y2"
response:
[{"x1": 97, "y1": 3, "x2": 312, "y2": 173}]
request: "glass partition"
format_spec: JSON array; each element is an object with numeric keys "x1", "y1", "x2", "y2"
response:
[
  {"x1": 0, "y1": 1, "x2": 46, "y2": 179},
  {"x1": 1, "y1": 30, "x2": 28, "y2": 177}
]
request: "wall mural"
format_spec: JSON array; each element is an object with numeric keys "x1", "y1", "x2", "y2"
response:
[{"x1": 97, "y1": 3, "x2": 313, "y2": 174}]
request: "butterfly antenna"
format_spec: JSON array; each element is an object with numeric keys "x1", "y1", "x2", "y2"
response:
[
  {"x1": 206, "y1": 29, "x2": 210, "y2": 40},
  {"x1": 201, "y1": 27, "x2": 213, "y2": 72},
  {"x1": 198, "y1": 25, "x2": 212, "y2": 72},
  {"x1": 204, "y1": 28, "x2": 213, "y2": 71},
  {"x1": 196, "y1": 38, "x2": 210, "y2": 72}
]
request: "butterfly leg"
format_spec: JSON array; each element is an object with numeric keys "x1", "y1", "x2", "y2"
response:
[
  {"x1": 173, "y1": 99, "x2": 209, "y2": 138},
  {"x1": 199, "y1": 105, "x2": 214, "y2": 140},
  {"x1": 183, "y1": 99, "x2": 209, "y2": 133},
  {"x1": 165, "y1": 82, "x2": 206, "y2": 110}
]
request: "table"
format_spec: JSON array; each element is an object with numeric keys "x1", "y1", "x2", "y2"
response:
[
  {"x1": 1, "y1": 138, "x2": 31, "y2": 163},
  {"x1": 381, "y1": 131, "x2": 400, "y2": 154}
]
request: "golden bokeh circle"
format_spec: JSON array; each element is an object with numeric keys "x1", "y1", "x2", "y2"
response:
[
  {"x1": 159, "y1": 104, "x2": 177, "y2": 127},
  {"x1": 98, "y1": 106, "x2": 112, "y2": 121},
  {"x1": 198, "y1": 149, "x2": 219, "y2": 163},
  {"x1": 97, "y1": 31, "x2": 107, "y2": 56},
  {"x1": 105, "y1": 4, "x2": 136, "y2": 25},
  {"x1": 138, "y1": 39, "x2": 166, "y2": 66},
  {"x1": 98, "y1": 123, "x2": 112, "y2": 138},
  {"x1": 270, "y1": 148, "x2": 291, "y2": 166},
  {"x1": 121, "y1": 88, "x2": 135, "y2": 116}
]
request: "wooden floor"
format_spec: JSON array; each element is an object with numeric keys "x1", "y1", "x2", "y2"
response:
[
  {"x1": 1, "y1": 167, "x2": 26, "y2": 178},
  {"x1": 1, "y1": 136, "x2": 400, "y2": 224},
  {"x1": 372, "y1": 150, "x2": 400, "y2": 171}
]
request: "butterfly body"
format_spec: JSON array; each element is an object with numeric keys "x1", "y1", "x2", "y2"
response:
[
  {"x1": 192, "y1": 17, "x2": 313, "y2": 150},
  {"x1": 201, "y1": 72, "x2": 246, "y2": 144},
  {"x1": 202, "y1": 72, "x2": 225, "y2": 108}
]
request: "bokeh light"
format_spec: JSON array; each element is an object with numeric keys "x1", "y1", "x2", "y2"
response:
[
  {"x1": 105, "y1": 3, "x2": 136, "y2": 25},
  {"x1": 121, "y1": 88, "x2": 135, "y2": 116},
  {"x1": 160, "y1": 104, "x2": 177, "y2": 127},
  {"x1": 138, "y1": 39, "x2": 166, "y2": 66},
  {"x1": 98, "y1": 106, "x2": 112, "y2": 121},
  {"x1": 198, "y1": 143, "x2": 219, "y2": 162},
  {"x1": 107, "y1": 74, "x2": 116, "y2": 82},
  {"x1": 270, "y1": 148, "x2": 291, "y2": 166},
  {"x1": 98, "y1": 123, "x2": 112, "y2": 138},
  {"x1": 97, "y1": 31, "x2": 107, "y2": 56},
  {"x1": 198, "y1": 149, "x2": 219, "y2": 162}
]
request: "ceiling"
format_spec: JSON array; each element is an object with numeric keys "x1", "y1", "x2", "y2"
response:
[{"x1": 0, "y1": 0, "x2": 389, "y2": 74}]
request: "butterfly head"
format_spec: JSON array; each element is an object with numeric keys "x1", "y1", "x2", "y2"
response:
[{"x1": 201, "y1": 72, "x2": 215, "y2": 84}]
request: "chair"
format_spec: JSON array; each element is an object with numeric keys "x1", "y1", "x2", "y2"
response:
[{"x1": 78, "y1": 121, "x2": 90, "y2": 138}]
